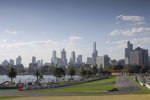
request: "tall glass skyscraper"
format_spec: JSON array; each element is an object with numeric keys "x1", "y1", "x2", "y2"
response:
[
  {"x1": 125, "y1": 41, "x2": 133, "y2": 65},
  {"x1": 51, "y1": 50, "x2": 57, "y2": 65},
  {"x1": 92, "y1": 42, "x2": 98, "y2": 64}
]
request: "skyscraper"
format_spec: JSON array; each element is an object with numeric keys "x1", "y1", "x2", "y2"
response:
[
  {"x1": 9, "y1": 59, "x2": 14, "y2": 65},
  {"x1": 61, "y1": 49, "x2": 67, "y2": 66},
  {"x1": 77, "y1": 55, "x2": 82, "y2": 64},
  {"x1": 125, "y1": 41, "x2": 133, "y2": 65},
  {"x1": 130, "y1": 47, "x2": 149, "y2": 66},
  {"x1": 96, "y1": 55, "x2": 110, "y2": 70},
  {"x1": 70, "y1": 51, "x2": 76, "y2": 65},
  {"x1": 92, "y1": 42, "x2": 98, "y2": 64},
  {"x1": 51, "y1": 50, "x2": 57, "y2": 65},
  {"x1": 16, "y1": 56, "x2": 22, "y2": 65},
  {"x1": 32, "y1": 56, "x2": 36, "y2": 64}
]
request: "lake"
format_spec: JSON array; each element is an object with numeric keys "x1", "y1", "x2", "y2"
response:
[{"x1": 0, "y1": 75, "x2": 80, "y2": 84}]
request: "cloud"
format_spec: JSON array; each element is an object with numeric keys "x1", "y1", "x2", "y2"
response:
[
  {"x1": 110, "y1": 27, "x2": 150, "y2": 36},
  {"x1": 116, "y1": 15, "x2": 144, "y2": 22},
  {"x1": 109, "y1": 38, "x2": 150, "y2": 50},
  {"x1": 107, "y1": 37, "x2": 150, "y2": 54},
  {"x1": 4, "y1": 30, "x2": 18, "y2": 35},
  {"x1": 132, "y1": 37, "x2": 150, "y2": 44}
]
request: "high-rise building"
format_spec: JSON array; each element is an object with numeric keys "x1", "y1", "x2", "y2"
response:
[
  {"x1": 41, "y1": 59, "x2": 43, "y2": 66},
  {"x1": 125, "y1": 41, "x2": 133, "y2": 65},
  {"x1": 130, "y1": 47, "x2": 149, "y2": 66},
  {"x1": 51, "y1": 50, "x2": 57, "y2": 65},
  {"x1": 32, "y1": 56, "x2": 36, "y2": 64},
  {"x1": 70, "y1": 51, "x2": 76, "y2": 65},
  {"x1": 9, "y1": 59, "x2": 14, "y2": 65},
  {"x1": 77, "y1": 55, "x2": 82, "y2": 64},
  {"x1": 86, "y1": 57, "x2": 93, "y2": 65},
  {"x1": 2, "y1": 60, "x2": 9, "y2": 67},
  {"x1": 37, "y1": 60, "x2": 41, "y2": 68},
  {"x1": 92, "y1": 42, "x2": 98, "y2": 64},
  {"x1": 61, "y1": 49, "x2": 67, "y2": 66},
  {"x1": 57, "y1": 58, "x2": 62, "y2": 67},
  {"x1": 96, "y1": 55, "x2": 110, "y2": 70},
  {"x1": 16, "y1": 56, "x2": 22, "y2": 65}
]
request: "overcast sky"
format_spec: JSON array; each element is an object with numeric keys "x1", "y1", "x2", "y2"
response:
[{"x1": 0, "y1": 0, "x2": 150, "y2": 67}]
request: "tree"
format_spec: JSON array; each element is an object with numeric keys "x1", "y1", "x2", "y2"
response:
[
  {"x1": 128, "y1": 65, "x2": 142, "y2": 73},
  {"x1": 7, "y1": 67, "x2": 17, "y2": 84},
  {"x1": 139, "y1": 66, "x2": 150, "y2": 73},
  {"x1": 91, "y1": 65, "x2": 98, "y2": 76},
  {"x1": 98, "y1": 64, "x2": 103, "y2": 75},
  {"x1": 53, "y1": 67, "x2": 65, "y2": 82},
  {"x1": 87, "y1": 67, "x2": 92, "y2": 78},
  {"x1": 79, "y1": 67, "x2": 87, "y2": 79},
  {"x1": 67, "y1": 66, "x2": 75, "y2": 79},
  {"x1": 35, "y1": 70, "x2": 41, "y2": 82},
  {"x1": 113, "y1": 65, "x2": 124, "y2": 72}
]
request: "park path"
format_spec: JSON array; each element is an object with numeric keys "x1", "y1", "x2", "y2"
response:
[{"x1": 115, "y1": 75, "x2": 141, "y2": 93}]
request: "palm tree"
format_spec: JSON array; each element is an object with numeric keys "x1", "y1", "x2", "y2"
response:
[
  {"x1": 7, "y1": 67, "x2": 17, "y2": 84},
  {"x1": 35, "y1": 70, "x2": 41, "y2": 82}
]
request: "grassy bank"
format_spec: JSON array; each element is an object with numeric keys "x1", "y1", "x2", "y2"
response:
[
  {"x1": 4, "y1": 94, "x2": 150, "y2": 100},
  {"x1": 31, "y1": 77, "x2": 116, "y2": 93}
]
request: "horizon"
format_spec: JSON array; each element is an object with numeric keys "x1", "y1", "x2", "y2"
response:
[{"x1": 0, "y1": 0, "x2": 150, "y2": 67}]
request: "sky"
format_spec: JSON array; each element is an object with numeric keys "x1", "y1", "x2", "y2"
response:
[{"x1": 0, "y1": 0, "x2": 150, "y2": 67}]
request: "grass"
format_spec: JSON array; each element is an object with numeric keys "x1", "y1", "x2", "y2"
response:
[
  {"x1": 127, "y1": 76, "x2": 150, "y2": 94},
  {"x1": 3, "y1": 94, "x2": 150, "y2": 100},
  {"x1": 31, "y1": 77, "x2": 116, "y2": 93},
  {"x1": 0, "y1": 96, "x2": 21, "y2": 100}
]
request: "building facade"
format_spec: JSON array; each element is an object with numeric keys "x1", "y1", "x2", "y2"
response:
[
  {"x1": 125, "y1": 41, "x2": 133, "y2": 65},
  {"x1": 96, "y1": 55, "x2": 110, "y2": 70},
  {"x1": 130, "y1": 47, "x2": 149, "y2": 66},
  {"x1": 92, "y1": 42, "x2": 98, "y2": 64}
]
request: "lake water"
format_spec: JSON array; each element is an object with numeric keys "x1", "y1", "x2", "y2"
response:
[{"x1": 0, "y1": 75, "x2": 80, "y2": 84}]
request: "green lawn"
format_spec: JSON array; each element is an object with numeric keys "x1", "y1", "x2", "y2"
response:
[
  {"x1": 32, "y1": 77, "x2": 116, "y2": 93},
  {"x1": 0, "y1": 96, "x2": 21, "y2": 100}
]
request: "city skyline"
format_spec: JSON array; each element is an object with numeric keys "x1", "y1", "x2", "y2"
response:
[{"x1": 0, "y1": 0, "x2": 150, "y2": 66}]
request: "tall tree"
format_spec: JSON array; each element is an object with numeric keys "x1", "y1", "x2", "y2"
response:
[
  {"x1": 35, "y1": 70, "x2": 41, "y2": 82},
  {"x1": 79, "y1": 67, "x2": 87, "y2": 79},
  {"x1": 53, "y1": 67, "x2": 65, "y2": 82},
  {"x1": 67, "y1": 66, "x2": 75, "y2": 79},
  {"x1": 7, "y1": 67, "x2": 17, "y2": 84},
  {"x1": 87, "y1": 67, "x2": 92, "y2": 78},
  {"x1": 92, "y1": 65, "x2": 98, "y2": 76}
]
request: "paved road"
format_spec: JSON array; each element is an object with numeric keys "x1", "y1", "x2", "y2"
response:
[
  {"x1": 0, "y1": 76, "x2": 142, "y2": 96},
  {"x1": 115, "y1": 75, "x2": 141, "y2": 93}
]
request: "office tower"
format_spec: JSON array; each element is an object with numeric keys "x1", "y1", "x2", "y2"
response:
[
  {"x1": 86, "y1": 57, "x2": 93, "y2": 65},
  {"x1": 125, "y1": 41, "x2": 133, "y2": 65},
  {"x1": 16, "y1": 56, "x2": 22, "y2": 65},
  {"x1": 130, "y1": 47, "x2": 149, "y2": 66},
  {"x1": 51, "y1": 50, "x2": 57, "y2": 65},
  {"x1": 61, "y1": 49, "x2": 67, "y2": 66},
  {"x1": 9, "y1": 59, "x2": 14, "y2": 65},
  {"x1": 70, "y1": 51, "x2": 76, "y2": 65},
  {"x1": 92, "y1": 42, "x2": 98, "y2": 64},
  {"x1": 77, "y1": 55, "x2": 82, "y2": 64},
  {"x1": 37, "y1": 60, "x2": 41, "y2": 68},
  {"x1": 32, "y1": 56, "x2": 36, "y2": 64},
  {"x1": 57, "y1": 58, "x2": 62, "y2": 67},
  {"x1": 2, "y1": 60, "x2": 9, "y2": 67},
  {"x1": 96, "y1": 55, "x2": 110, "y2": 70},
  {"x1": 41, "y1": 59, "x2": 43, "y2": 66}
]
